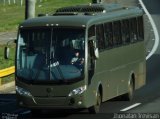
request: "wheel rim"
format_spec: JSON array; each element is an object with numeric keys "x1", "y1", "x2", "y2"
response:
[
  {"x1": 95, "y1": 91, "x2": 101, "y2": 112},
  {"x1": 129, "y1": 81, "x2": 134, "y2": 99}
]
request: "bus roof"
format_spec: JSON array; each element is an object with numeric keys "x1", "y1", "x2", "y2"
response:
[{"x1": 20, "y1": 3, "x2": 143, "y2": 28}]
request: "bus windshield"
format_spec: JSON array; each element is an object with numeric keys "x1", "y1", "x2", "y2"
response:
[{"x1": 16, "y1": 27, "x2": 85, "y2": 83}]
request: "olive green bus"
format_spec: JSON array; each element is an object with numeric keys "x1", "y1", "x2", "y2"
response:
[{"x1": 15, "y1": 3, "x2": 146, "y2": 113}]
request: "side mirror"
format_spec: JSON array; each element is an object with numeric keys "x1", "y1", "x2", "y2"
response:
[
  {"x1": 4, "y1": 39, "x2": 17, "y2": 59},
  {"x1": 94, "y1": 48, "x2": 99, "y2": 59},
  {"x1": 88, "y1": 37, "x2": 99, "y2": 59},
  {"x1": 4, "y1": 47, "x2": 10, "y2": 59},
  {"x1": 14, "y1": 39, "x2": 17, "y2": 44}
]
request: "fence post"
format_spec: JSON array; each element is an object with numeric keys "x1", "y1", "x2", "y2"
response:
[
  {"x1": 13, "y1": 0, "x2": 16, "y2": 4},
  {"x1": 92, "y1": 0, "x2": 103, "y2": 3},
  {"x1": 8, "y1": 0, "x2": 11, "y2": 5},
  {"x1": 21, "y1": 0, "x2": 23, "y2": 6}
]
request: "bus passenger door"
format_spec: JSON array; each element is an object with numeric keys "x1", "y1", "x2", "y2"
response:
[{"x1": 88, "y1": 25, "x2": 96, "y2": 85}]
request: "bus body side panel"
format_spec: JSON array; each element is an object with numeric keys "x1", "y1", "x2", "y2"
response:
[
  {"x1": 93, "y1": 41, "x2": 146, "y2": 102},
  {"x1": 133, "y1": 42, "x2": 146, "y2": 89},
  {"x1": 94, "y1": 48, "x2": 124, "y2": 102}
]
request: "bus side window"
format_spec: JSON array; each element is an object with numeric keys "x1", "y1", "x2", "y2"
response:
[
  {"x1": 96, "y1": 24, "x2": 105, "y2": 50},
  {"x1": 104, "y1": 22, "x2": 113, "y2": 48},
  {"x1": 137, "y1": 16, "x2": 144, "y2": 41},
  {"x1": 121, "y1": 19, "x2": 130, "y2": 44},
  {"x1": 113, "y1": 21, "x2": 122, "y2": 46},
  {"x1": 130, "y1": 18, "x2": 138, "y2": 43}
]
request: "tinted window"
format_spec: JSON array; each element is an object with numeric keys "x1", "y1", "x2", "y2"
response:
[
  {"x1": 137, "y1": 16, "x2": 144, "y2": 40},
  {"x1": 88, "y1": 25, "x2": 95, "y2": 38},
  {"x1": 104, "y1": 22, "x2": 113, "y2": 48},
  {"x1": 96, "y1": 24, "x2": 105, "y2": 50},
  {"x1": 113, "y1": 21, "x2": 122, "y2": 46},
  {"x1": 121, "y1": 19, "x2": 130, "y2": 44},
  {"x1": 130, "y1": 18, "x2": 138, "y2": 42}
]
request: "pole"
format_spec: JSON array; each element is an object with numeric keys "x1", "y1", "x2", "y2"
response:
[
  {"x1": 13, "y1": 0, "x2": 16, "y2": 4},
  {"x1": 8, "y1": 0, "x2": 11, "y2": 5},
  {"x1": 25, "y1": 0, "x2": 36, "y2": 19},
  {"x1": 21, "y1": 0, "x2": 23, "y2": 6},
  {"x1": 3, "y1": 0, "x2": 6, "y2": 6}
]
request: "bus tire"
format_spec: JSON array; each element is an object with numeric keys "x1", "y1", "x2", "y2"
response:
[
  {"x1": 124, "y1": 79, "x2": 134, "y2": 101},
  {"x1": 88, "y1": 90, "x2": 101, "y2": 114}
]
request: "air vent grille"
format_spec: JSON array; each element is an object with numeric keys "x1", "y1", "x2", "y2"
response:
[{"x1": 56, "y1": 5, "x2": 105, "y2": 13}]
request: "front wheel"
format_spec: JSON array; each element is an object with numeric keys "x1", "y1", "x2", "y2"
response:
[{"x1": 88, "y1": 90, "x2": 101, "y2": 114}]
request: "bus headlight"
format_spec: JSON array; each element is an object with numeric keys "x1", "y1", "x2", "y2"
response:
[
  {"x1": 16, "y1": 86, "x2": 32, "y2": 97},
  {"x1": 68, "y1": 85, "x2": 87, "y2": 97}
]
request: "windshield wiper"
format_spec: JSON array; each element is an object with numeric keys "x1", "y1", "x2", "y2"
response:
[
  {"x1": 50, "y1": 40, "x2": 65, "y2": 80},
  {"x1": 50, "y1": 57, "x2": 65, "y2": 80}
]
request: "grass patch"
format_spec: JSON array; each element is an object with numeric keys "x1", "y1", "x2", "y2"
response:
[
  {"x1": 0, "y1": 45, "x2": 15, "y2": 69},
  {"x1": 0, "y1": 0, "x2": 91, "y2": 32},
  {"x1": 1, "y1": 74, "x2": 15, "y2": 85}
]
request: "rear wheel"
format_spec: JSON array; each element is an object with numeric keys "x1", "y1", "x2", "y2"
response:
[
  {"x1": 123, "y1": 79, "x2": 134, "y2": 101},
  {"x1": 88, "y1": 90, "x2": 101, "y2": 114}
]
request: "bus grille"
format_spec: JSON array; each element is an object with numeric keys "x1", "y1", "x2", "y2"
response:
[{"x1": 34, "y1": 97, "x2": 67, "y2": 106}]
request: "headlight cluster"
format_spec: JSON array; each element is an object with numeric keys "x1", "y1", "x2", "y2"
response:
[
  {"x1": 68, "y1": 85, "x2": 87, "y2": 97},
  {"x1": 16, "y1": 86, "x2": 32, "y2": 97}
]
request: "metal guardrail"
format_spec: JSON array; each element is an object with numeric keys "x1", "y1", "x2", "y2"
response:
[{"x1": 0, "y1": 66, "x2": 15, "y2": 78}]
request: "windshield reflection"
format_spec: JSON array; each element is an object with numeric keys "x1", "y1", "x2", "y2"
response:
[{"x1": 16, "y1": 27, "x2": 85, "y2": 82}]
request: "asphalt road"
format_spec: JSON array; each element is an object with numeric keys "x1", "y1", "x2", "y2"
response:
[{"x1": 0, "y1": 0, "x2": 160, "y2": 119}]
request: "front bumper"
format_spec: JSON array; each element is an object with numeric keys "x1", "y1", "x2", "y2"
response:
[{"x1": 16, "y1": 93, "x2": 87, "y2": 109}]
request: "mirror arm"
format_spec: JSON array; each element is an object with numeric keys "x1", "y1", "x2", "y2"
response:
[{"x1": 6, "y1": 39, "x2": 17, "y2": 46}]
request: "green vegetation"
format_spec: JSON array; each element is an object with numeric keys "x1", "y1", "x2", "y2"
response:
[
  {"x1": 1, "y1": 74, "x2": 15, "y2": 85},
  {"x1": 0, "y1": 0, "x2": 91, "y2": 32}
]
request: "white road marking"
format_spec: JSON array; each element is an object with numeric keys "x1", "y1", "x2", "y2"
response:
[
  {"x1": 139, "y1": 0, "x2": 160, "y2": 60},
  {"x1": 21, "y1": 110, "x2": 31, "y2": 115},
  {"x1": 120, "y1": 103, "x2": 141, "y2": 112}
]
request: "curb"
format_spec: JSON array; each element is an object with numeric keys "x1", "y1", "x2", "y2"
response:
[{"x1": 0, "y1": 66, "x2": 15, "y2": 78}]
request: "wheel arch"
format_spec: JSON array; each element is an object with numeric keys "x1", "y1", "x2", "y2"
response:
[
  {"x1": 97, "y1": 81, "x2": 103, "y2": 102},
  {"x1": 128, "y1": 71, "x2": 136, "y2": 90}
]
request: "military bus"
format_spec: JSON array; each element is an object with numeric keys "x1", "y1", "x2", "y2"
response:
[{"x1": 11, "y1": 3, "x2": 146, "y2": 113}]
